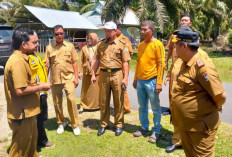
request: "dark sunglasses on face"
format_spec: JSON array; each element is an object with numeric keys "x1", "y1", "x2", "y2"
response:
[{"x1": 54, "y1": 32, "x2": 64, "y2": 36}]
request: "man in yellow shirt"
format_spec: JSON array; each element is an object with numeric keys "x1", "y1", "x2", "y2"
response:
[
  {"x1": 28, "y1": 33, "x2": 54, "y2": 148},
  {"x1": 133, "y1": 20, "x2": 165, "y2": 143}
]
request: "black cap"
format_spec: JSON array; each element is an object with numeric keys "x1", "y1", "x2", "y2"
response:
[{"x1": 172, "y1": 26, "x2": 199, "y2": 47}]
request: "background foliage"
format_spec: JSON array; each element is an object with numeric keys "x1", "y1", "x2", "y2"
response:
[{"x1": 0, "y1": 0, "x2": 231, "y2": 41}]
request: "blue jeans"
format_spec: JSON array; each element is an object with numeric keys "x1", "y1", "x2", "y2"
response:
[{"x1": 136, "y1": 78, "x2": 162, "y2": 134}]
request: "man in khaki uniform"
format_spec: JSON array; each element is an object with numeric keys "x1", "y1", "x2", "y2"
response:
[
  {"x1": 91, "y1": 21, "x2": 130, "y2": 136},
  {"x1": 164, "y1": 14, "x2": 192, "y2": 153},
  {"x1": 46, "y1": 25, "x2": 80, "y2": 136},
  {"x1": 4, "y1": 28, "x2": 50, "y2": 157},
  {"x1": 171, "y1": 26, "x2": 226, "y2": 157},
  {"x1": 116, "y1": 22, "x2": 133, "y2": 113}
]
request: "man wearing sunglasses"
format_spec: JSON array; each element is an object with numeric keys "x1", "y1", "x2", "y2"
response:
[{"x1": 45, "y1": 25, "x2": 80, "y2": 136}]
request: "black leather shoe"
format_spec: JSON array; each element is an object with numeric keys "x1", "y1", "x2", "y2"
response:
[
  {"x1": 115, "y1": 127, "x2": 123, "y2": 136},
  {"x1": 165, "y1": 144, "x2": 182, "y2": 153},
  {"x1": 97, "y1": 127, "x2": 107, "y2": 136}
]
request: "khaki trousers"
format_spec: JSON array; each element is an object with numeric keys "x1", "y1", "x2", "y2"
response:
[
  {"x1": 8, "y1": 116, "x2": 39, "y2": 157},
  {"x1": 51, "y1": 81, "x2": 79, "y2": 128},
  {"x1": 124, "y1": 90, "x2": 131, "y2": 112},
  {"x1": 99, "y1": 70, "x2": 124, "y2": 128},
  {"x1": 180, "y1": 128, "x2": 218, "y2": 157},
  {"x1": 172, "y1": 126, "x2": 182, "y2": 146}
]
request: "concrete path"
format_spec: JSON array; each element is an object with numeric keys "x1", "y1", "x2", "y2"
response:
[
  {"x1": 0, "y1": 67, "x2": 231, "y2": 126},
  {"x1": 75, "y1": 71, "x2": 232, "y2": 125}
]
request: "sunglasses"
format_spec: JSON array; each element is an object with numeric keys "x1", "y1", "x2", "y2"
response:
[{"x1": 54, "y1": 32, "x2": 64, "y2": 36}]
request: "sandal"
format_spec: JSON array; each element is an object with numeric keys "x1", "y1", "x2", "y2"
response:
[
  {"x1": 148, "y1": 132, "x2": 160, "y2": 143},
  {"x1": 133, "y1": 128, "x2": 149, "y2": 137}
]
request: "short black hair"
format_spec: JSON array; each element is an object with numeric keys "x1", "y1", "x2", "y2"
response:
[
  {"x1": 116, "y1": 22, "x2": 122, "y2": 29},
  {"x1": 53, "y1": 25, "x2": 64, "y2": 33},
  {"x1": 12, "y1": 28, "x2": 34, "y2": 50},
  {"x1": 180, "y1": 14, "x2": 193, "y2": 22},
  {"x1": 187, "y1": 43, "x2": 199, "y2": 51},
  {"x1": 141, "y1": 20, "x2": 155, "y2": 31}
]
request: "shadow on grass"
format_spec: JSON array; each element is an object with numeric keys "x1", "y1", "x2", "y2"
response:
[
  {"x1": 156, "y1": 127, "x2": 173, "y2": 148},
  {"x1": 45, "y1": 117, "x2": 73, "y2": 133},
  {"x1": 82, "y1": 118, "x2": 142, "y2": 134}
]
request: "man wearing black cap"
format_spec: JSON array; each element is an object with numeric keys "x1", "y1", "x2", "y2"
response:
[
  {"x1": 170, "y1": 25, "x2": 226, "y2": 157},
  {"x1": 164, "y1": 14, "x2": 192, "y2": 153}
]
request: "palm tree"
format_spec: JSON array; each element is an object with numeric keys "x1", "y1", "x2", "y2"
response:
[
  {"x1": 0, "y1": 0, "x2": 61, "y2": 24},
  {"x1": 101, "y1": 0, "x2": 230, "y2": 40}
]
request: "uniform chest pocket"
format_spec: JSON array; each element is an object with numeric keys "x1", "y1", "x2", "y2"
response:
[
  {"x1": 64, "y1": 51, "x2": 72, "y2": 62},
  {"x1": 114, "y1": 50, "x2": 122, "y2": 59},
  {"x1": 184, "y1": 79, "x2": 196, "y2": 91}
]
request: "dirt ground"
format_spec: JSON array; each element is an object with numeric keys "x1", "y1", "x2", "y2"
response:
[{"x1": 0, "y1": 82, "x2": 11, "y2": 157}]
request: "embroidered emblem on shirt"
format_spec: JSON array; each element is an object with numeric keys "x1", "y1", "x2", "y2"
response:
[
  {"x1": 202, "y1": 72, "x2": 209, "y2": 81},
  {"x1": 124, "y1": 48, "x2": 129, "y2": 53},
  {"x1": 196, "y1": 59, "x2": 205, "y2": 68}
]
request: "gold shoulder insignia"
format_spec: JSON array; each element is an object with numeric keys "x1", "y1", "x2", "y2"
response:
[
  {"x1": 119, "y1": 39, "x2": 126, "y2": 44},
  {"x1": 100, "y1": 38, "x2": 106, "y2": 41},
  {"x1": 196, "y1": 59, "x2": 205, "y2": 68}
]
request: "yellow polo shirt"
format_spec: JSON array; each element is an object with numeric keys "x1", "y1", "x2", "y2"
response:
[{"x1": 134, "y1": 39, "x2": 165, "y2": 84}]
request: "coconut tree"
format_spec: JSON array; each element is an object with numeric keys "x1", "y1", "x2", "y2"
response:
[{"x1": 101, "y1": 0, "x2": 230, "y2": 40}]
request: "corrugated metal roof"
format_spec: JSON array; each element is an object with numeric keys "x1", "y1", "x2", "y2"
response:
[
  {"x1": 122, "y1": 8, "x2": 140, "y2": 26},
  {"x1": 82, "y1": 4, "x2": 139, "y2": 26},
  {"x1": 13, "y1": 5, "x2": 99, "y2": 30}
]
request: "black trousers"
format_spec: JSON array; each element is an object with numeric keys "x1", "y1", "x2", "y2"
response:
[{"x1": 36, "y1": 94, "x2": 48, "y2": 146}]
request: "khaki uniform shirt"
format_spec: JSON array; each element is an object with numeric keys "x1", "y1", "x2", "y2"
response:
[
  {"x1": 96, "y1": 38, "x2": 131, "y2": 69},
  {"x1": 4, "y1": 50, "x2": 40, "y2": 119},
  {"x1": 167, "y1": 32, "x2": 178, "y2": 63},
  {"x1": 118, "y1": 34, "x2": 133, "y2": 56},
  {"x1": 45, "y1": 40, "x2": 78, "y2": 84},
  {"x1": 171, "y1": 50, "x2": 224, "y2": 131}
]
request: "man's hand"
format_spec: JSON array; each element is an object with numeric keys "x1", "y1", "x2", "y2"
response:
[
  {"x1": 45, "y1": 61, "x2": 50, "y2": 68},
  {"x1": 165, "y1": 60, "x2": 168, "y2": 70},
  {"x1": 78, "y1": 73, "x2": 83, "y2": 80},
  {"x1": 164, "y1": 77, "x2": 170, "y2": 86},
  {"x1": 91, "y1": 75, "x2": 96, "y2": 85},
  {"x1": 121, "y1": 79, "x2": 128, "y2": 88},
  {"x1": 156, "y1": 84, "x2": 162, "y2": 93},
  {"x1": 38, "y1": 82, "x2": 51, "y2": 91},
  {"x1": 74, "y1": 78, "x2": 79, "y2": 88},
  {"x1": 133, "y1": 80, "x2": 137, "y2": 89}
]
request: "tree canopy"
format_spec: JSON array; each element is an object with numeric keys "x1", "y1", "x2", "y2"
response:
[{"x1": 0, "y1": 0, "x2": 231, "y2": 41}]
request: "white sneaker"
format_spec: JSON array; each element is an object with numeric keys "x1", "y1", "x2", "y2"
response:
[
  {"x1": 57, "y1": 122, "x2": 68, "y2": 134},
  {"x1": 73, "y1": 127, "x2": 81, "y2": 136}
]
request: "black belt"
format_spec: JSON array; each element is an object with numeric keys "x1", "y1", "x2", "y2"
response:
[{"x1": 101, "y1": 68, "x2": 122, "y2": 72}]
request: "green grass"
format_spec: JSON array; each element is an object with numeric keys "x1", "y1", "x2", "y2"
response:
[{"x1": 35, "y1": 111, "x2": 232, "y2": 157}]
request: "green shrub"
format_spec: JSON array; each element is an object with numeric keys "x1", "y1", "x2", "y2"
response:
[{"x1": 227, "y1": 29, "x2": 232, "y2": 46}]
